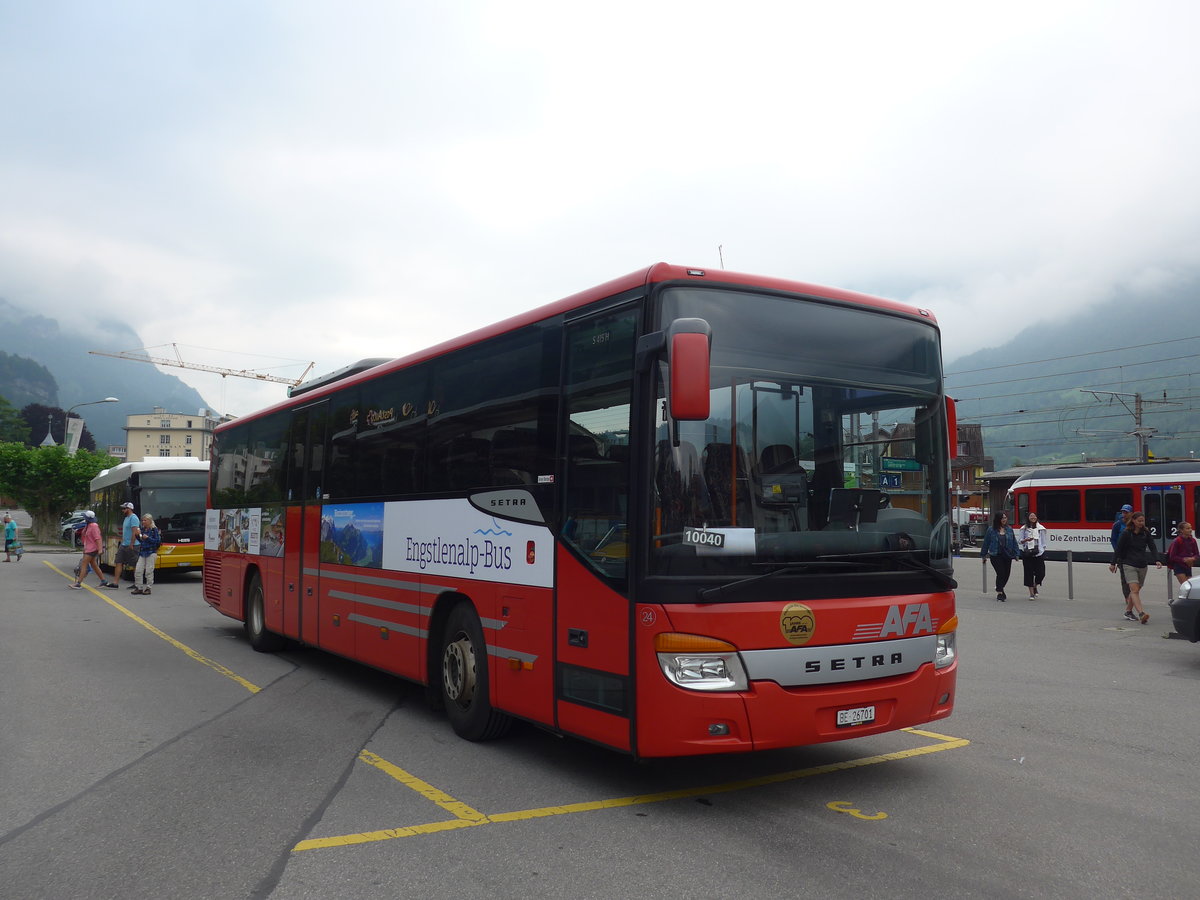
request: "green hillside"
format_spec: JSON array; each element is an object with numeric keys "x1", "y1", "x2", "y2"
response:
[{"x1": 945, "y1": 278, "x2": 1200, "y2": 469}]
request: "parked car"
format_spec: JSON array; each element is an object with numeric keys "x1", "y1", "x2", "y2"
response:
[
  {"x1": 1169, "y1": 579, "x2": 1199, "y2": 642},
  {"x1": 60, "y1": 513, "x2": 87, "y2": 546}
]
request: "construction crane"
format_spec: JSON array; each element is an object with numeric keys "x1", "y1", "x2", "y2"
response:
[{"x1": 90, "y1": 344, "x2": 316, "y2": 386}]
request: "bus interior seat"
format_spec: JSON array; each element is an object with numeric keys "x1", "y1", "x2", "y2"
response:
[
  {"x1": 491, "y1": 428, "x2": 537, "y2": 484},
  {"x1": 760, "y1": 444, "x2": 803, "y2": 474},
  {"x1": 567, "y1": 434, "x2": 602, "y2": 460},
  {"x1": 446, "y1": 436, "x2": 492, "y2": 490},
  {"x1": 606, "y1": 444, "x2": 629, "y2": 464}
]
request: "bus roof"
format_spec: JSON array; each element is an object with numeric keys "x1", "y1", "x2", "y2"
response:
[
  {"x1": 220, "y1": 263, "x2": 938, "y2": 432},
  {"x1": 90, "y1": 457, "x2": 210, "y2": 491}
]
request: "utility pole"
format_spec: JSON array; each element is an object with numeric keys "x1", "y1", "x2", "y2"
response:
[{"x1": 1079, "y1": 389, "x2": 1166, "y2": 462}]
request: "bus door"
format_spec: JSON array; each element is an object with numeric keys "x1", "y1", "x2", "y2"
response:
[
  {"x1": 554, "y1": 308, "x2": 637, "y2": 751},
  {"x1": 283, "y1": 400, "x2": 331, "y2": 648},
  {"x1": 1141, "y1": 486, "x2": 1184, "y2": 543}
]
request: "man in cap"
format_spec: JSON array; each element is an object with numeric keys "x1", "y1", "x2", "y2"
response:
[
  {"x1": 1111, "y1": 504, "x2": 1135, "y2": 620},
  {"x1": 111, "y1": 501, "x2": 141, "y2": 588}
]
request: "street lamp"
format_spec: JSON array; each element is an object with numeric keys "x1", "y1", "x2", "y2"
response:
[{"x1": 64, "y1": 397, "x2": 119, "y2": 455}]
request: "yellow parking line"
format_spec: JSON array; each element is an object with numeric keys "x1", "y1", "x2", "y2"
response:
[
  {"x1": 45, "y1": 560, "x2": 261, "y2": 694},
  {"x1": 358, "y1": 751, "x2": 488, "y2": 823},
  {"x1": 294, "y1": 729, "x2": 970, "y2": 851}
]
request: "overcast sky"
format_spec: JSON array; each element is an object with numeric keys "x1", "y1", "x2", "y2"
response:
[{"x1": 2, "y1": 1, "x2": 1199, "y2": 417}]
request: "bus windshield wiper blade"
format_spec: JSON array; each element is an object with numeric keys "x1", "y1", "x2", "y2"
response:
[
  {"x1": 815, "y1": 550, "x2": 958, "y2": 590},
  {"x1": 696, "y1": 561, "x2": 859, "y2": 601}
]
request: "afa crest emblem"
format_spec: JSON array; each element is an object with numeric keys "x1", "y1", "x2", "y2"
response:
[{"x1": 780, "y1": 602, "x2": 815, "y2": 646}]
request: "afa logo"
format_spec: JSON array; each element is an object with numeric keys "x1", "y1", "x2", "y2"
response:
[{"x1": 780, "y1": 602, "x2": 816, "y2": 646}]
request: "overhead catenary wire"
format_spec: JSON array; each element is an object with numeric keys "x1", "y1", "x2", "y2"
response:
[{"x1": 947, "y1": 334, "x2": 1200, "y2": 459}]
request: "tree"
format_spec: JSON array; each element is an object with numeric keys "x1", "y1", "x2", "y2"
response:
[
  {"x1": 18, "y1": 403, "x2": 97, "y2": 452},
  {"x1": 0, "y1": 395, "x2": 30, "y2": 443},
  {"x1": 0, "y1": 443, "x2": 115, "y2": 542}
]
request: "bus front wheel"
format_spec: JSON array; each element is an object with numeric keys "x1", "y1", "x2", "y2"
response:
[
  {"x1": 439, "y1": 602, "x2": 511, "y2": 741},
  {"x1": 245, "y1": 573, "x2": 284, "y2": 653}
]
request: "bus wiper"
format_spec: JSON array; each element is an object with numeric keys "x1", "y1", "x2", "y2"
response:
[
  {"x1": 816, "y1": 550, "x2": 958, "y2": 590},
  {"x1": 696, "y1": 561, "x2": 859, "y2": 602}
]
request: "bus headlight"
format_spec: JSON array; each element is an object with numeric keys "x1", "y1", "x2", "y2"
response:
[
  {"x1": 655, "y1": 633, "x2": 748, "y2": 691},
  {"x1": 934, "y1": 632, "x2": 957, "y2": 669}
]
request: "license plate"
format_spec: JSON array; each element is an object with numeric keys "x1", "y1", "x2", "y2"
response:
[{"x1": 837, "y1": 705, "x2": 876, "y2": 727}]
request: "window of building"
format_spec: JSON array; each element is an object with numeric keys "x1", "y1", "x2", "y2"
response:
[
  {"x1": 159, "y1": 448, "x2": 171, "y2": 457},
  {"x1": 159, "y1": 435, "x2": 171, "y2": 445},
  {"x1": 185, "y1": 435, "x2": 193, "y2": 445},
  {"x1": 161, "y1": 420, "x2": 172, "y2": 429}
]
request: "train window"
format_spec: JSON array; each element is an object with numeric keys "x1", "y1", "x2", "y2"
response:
[
  {"x1": 1036, "y1": 489, "x2": 1080, "y2": 523},
  {"x1": 1084, "y1": 488, "x2": 1133, "y2": 523}
]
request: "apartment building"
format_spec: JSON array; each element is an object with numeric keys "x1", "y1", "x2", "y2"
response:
[{"x1": 124, "y1": 408, "x2": 224, "y2": 461}]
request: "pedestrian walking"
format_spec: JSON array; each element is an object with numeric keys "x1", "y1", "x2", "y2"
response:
[
  {"x1": 131, "y1": 513, "x2": 160, "y2": 595},
  {"x1": 1111, "y1": 503, "x2": 1133, "y2": 612},
  {"x1": 70, "y1": 511, "x2": 119, "y2": 590},
  {"x1": 3, "y1": 513, "x2": 22, "y2": 561},
  {"x1": 1109, "y1": 511, "x2": 1162, "y2": 624},
  {"x1": 1166, "y1": 521, "x2": 1198, "y2": 586},
  {"x1": 1018, "y1": 512, "x2": 1048, "y2": 599},
  {"x1": 112, "y1": 501, "x2": 141, "y2": 587},
  {"x1": 981, "y1": 511, "x2": 1020, "y2": 601}
]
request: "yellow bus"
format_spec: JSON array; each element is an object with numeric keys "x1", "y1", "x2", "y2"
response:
[{"x1": 90, "y1": 458, "x2": 208, "y2": 574}]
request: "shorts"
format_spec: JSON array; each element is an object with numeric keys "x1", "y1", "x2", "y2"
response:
[
  {"x1": 1172, "y1": 564, "x2": 1193, "y2": 578},
  {"x1": 1120, "y1": 564, "x2": 1148, "y2": 587},
  {"x1": 116, "y1": 544, "x2": 139, "y2": 567}
]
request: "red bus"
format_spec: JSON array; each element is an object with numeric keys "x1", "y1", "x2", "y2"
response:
[
  {"x1": 203, "y1": 264, "x2": 958, "y2": 757},
  {"x1": 1008, "y1": 461, "x2": 1200, "y2": 561}
]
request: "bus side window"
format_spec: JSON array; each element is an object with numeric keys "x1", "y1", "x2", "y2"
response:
[{"x1": 562, "y1": 309, "x2": 637, "y2": 581}]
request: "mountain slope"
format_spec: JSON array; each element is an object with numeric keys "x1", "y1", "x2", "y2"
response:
[
  {"x1": 0, "y1": 297, "x2": 212, "y2": 448},
  {"x1": 945, "y1": 277, "x2": 1200, "y2": 468}
]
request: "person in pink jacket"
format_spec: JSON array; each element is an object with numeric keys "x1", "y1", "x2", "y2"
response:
[
  {"x1": 1167, "y1": 521, "x2": 1199, "y2": 586},
  {"x1": 70, "y1": 511, "x2": 118, "y2": 590}
]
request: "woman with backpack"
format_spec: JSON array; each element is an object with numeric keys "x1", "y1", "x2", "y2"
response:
[
  {"x1": 1109, "y1": 510, "x2": 1162, "y2": 624},
  {"x1": 132, "y1": 513, "x2": 161, "y2": 595}
]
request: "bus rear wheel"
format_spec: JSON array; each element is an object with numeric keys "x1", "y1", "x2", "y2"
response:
[
  {"x1": 245, "y1": 573, "x2": 284, "y2": 653},
  {"x1": 439, "y1": 602, "x2": 511, "y2": 741}
]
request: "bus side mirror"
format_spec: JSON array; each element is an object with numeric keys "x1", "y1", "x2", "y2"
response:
[
  {"x1": 945, "y1": 396, "x2": 958, "y2": 459},
  {"x1": 668, "y1": 318, "x2": 711, "y2": 421}
]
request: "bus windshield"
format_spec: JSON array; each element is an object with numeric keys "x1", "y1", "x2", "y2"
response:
[
  {"x1": 651, "y1": 286, "x2": 952, "y2": 581},
  {"x1": 135, "y1": 473, "x2": 208, "y2": 540}
]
